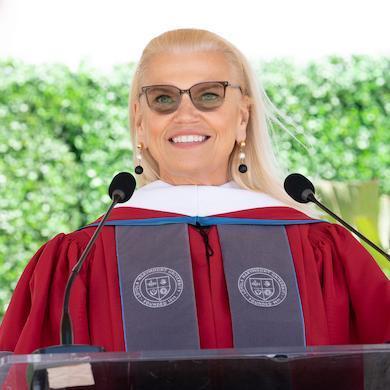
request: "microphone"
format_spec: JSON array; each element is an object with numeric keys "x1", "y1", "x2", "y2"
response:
[
  {"x1": 35, "y1": 172, "x2": 137, "y2": 353},
  {"x1": 108, "y1": 171, "x2": 136, "y2": 203},
  {"x1": 284, "y1": 173, "x2": 390, "y2": 262}
]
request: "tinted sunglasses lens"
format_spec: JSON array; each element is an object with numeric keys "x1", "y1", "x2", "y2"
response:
[
  {"x1": 146, "y1": 86, "x2": 179, "y2": 113},
  {"x1": 191, "y1": 82, "x2": 225, "y2": 110}
]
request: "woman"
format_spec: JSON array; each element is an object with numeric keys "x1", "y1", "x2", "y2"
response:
[{"x1": 0, "y1": 29, "x2": 389, "y2": 354}]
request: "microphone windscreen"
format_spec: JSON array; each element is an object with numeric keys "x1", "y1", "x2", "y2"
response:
[
  {"x1": 284, "y1": 173, "x2": 315, "y2": 203},
  {"x1": 108, "y1": 172, "x2": 136, "y2": 203}
]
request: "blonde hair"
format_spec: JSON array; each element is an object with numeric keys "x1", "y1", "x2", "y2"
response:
[{"x1": 129, "y1": 28, "x2": 317, "y2": 216}]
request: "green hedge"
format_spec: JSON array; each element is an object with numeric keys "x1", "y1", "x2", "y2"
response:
[
  {"x1": 0, "y1": 56, "x2": 389, "y2": 318},
  {"x1": 261, "y1": 57, "x2": 389, "y2": 188}
]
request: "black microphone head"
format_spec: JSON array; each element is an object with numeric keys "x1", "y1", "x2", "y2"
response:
[
  {"x1": 108, "y1": 172, "x2": 136, "y2": 203},
  {"x1": 284, "y1": 173, "x2": 315, "y2": 203}
]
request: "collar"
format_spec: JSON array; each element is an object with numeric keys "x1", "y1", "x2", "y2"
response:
[{"x1": 118, "y1": 180, "x2": 288, "y2": 217}]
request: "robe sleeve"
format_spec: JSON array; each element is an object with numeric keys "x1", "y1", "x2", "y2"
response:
[
  {"x1": 0, "y1": 231, "x2": 92, "y2": 353},
  {"x1": 314, "y1": 223, "x2": 390, "y2": 344},
  {"x1": 289, "y1": 222, "x2": 390, "y2": 345}
]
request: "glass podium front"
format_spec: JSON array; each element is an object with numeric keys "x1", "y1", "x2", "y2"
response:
[{"x1": 0, "y1": 344, "x2": 389, "y2": 389}]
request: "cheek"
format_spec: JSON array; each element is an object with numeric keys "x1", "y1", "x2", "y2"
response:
[
  {"x1": 215, "y1": 109, "x2": 241, "y2": 154},
  {"x1": 212, "y1": 107, "x2": 240, "y2": 139},
  {"x1": 143, "y1": 114, "x2": 170, "y2": 146}
]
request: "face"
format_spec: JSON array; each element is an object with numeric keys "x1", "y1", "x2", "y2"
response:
[{"x1": 133, "y1": 51, "x2": 250, "y2": 185}]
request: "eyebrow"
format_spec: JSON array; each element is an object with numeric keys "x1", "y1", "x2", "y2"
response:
[{"x1": 146, "y1": 85, "x2": 176, "y2": 91}]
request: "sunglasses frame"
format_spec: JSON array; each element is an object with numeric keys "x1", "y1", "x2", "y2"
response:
[{"x1": 138, "y1": 81, "x2": 243, "y2": 113}]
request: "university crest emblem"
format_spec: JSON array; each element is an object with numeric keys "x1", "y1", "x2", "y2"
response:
[
  {"x1": 133, "y1": 267, "x2": 183, "y2": 308},
  {"x1": 238, "y1": 267, "x2": 287, "y2": 307}
]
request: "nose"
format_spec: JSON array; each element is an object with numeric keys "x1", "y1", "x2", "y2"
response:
[{"x1": 173, "y1": 92, "x2": 200, "y2": 118}]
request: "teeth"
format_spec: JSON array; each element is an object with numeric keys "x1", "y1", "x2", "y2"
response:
[{"x1": 171, "y1": 135, "x2": 207, "y2": 143}]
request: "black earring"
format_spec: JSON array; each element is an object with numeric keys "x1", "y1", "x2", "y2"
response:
[
  {"x1": 135, "y1": 143, "x2": 144, "y2": 175},
  {"x1": 238, "y1": 141, "x2": 248, "y2": 173}
]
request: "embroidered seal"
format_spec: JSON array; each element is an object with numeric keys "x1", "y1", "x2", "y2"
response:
[
  {"x1": 238, "y1": 267, "x2": 287, "y2": 307},
  {"x1": 133, "y1": 267, "x2": 183, "y2": 308}
]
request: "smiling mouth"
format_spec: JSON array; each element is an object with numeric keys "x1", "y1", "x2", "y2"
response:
[{"x1": 168, "y1": 135, "x2": 211, "y2": 144}]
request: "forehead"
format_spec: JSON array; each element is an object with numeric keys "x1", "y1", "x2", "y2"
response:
[{"x1": 142, "y1": 51, "x2": 235, "y2": 88}]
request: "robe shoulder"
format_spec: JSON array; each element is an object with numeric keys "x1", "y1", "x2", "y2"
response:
[
  {"x1": 0, "y1": 207, "x2": 195, "y2": 353},
  {"x1": 286, "y1": 221, "x2": 390, "y2": 344},
  {"x1": 0, "y1": 230, "x2": 95, "y2": 352}
]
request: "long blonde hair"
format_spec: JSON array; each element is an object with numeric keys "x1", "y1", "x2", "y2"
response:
[{"x1": 129, "y1": 28, "x2": 316, "y2": 215}]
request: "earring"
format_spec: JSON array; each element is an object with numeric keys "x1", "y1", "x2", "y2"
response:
[
  {"x1": 238, "y1": 141, "x2": 248, "y2": 173},
  {"x1": 135, "y1": 143, "x2": 144, "y2": 175}
]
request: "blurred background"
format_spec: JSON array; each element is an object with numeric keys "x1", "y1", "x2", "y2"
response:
[{"x1": 0, "y1": 0, "x2": 389, "y2": 318}]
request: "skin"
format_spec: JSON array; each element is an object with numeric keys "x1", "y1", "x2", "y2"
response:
[{"x1": 133, "y1": 51, "x2": 251, "y2": 186}]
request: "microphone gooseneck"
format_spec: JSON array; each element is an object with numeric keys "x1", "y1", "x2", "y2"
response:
[
  {"x1": 61, "y1": 172, "x2": 136, "y2": 345},
  {"x1": 284, "y1": 173, "x2": 390, "y2": 262},
  {"x1": 30, "y1": 172, "x2": 136, "y2": 390}
]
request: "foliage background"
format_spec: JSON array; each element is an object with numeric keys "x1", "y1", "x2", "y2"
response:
[{"x1": 0, "y1": 56, "x2": 389, "y2": 318}]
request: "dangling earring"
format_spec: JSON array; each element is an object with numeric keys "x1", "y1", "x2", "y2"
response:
[
  {"x1": 238, "y1": 141, "x2": 248, "y2": 173},
  {"x1": 135, "y1": 143, "x2": 144, "y2": 175}
]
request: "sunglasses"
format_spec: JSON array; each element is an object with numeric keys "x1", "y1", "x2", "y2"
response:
[{"x1": 138, "y1": 81, "x2": 242, "y2": 114}]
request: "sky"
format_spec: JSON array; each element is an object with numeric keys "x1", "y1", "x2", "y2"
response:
[{"x1": 0, "y1": 0, "x2": 389, "y2": 70}]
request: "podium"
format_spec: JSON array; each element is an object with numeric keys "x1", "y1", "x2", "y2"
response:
[{"x1": 1, "y1": 345, "x2": 389, "y2": 389}]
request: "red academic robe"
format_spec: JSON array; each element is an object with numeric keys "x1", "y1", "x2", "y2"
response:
[{"x1": 0, "y1": 206, "x2": 389, "y2": 354}]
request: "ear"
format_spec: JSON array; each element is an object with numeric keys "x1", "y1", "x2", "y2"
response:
[
  {"x1": 236, "y1": 96, "x2": 251, "y2": 142},
  {"x1": 133, "y1": 101, "x2": 146, "y2": 146}
]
